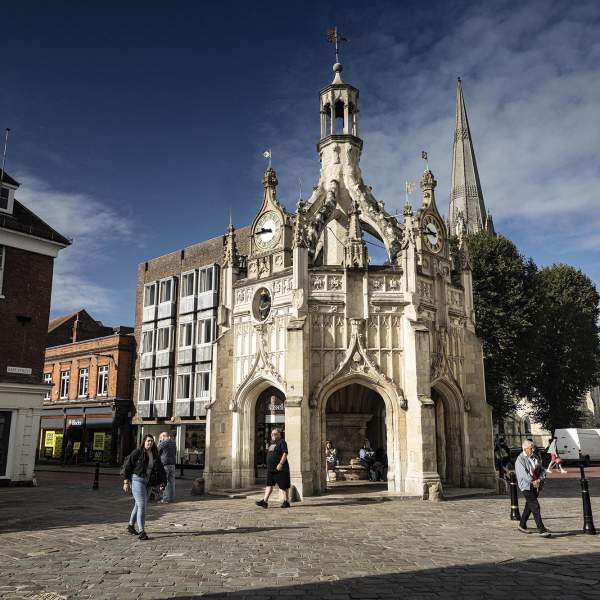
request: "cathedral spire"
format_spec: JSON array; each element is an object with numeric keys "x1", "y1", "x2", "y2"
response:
[{"x1": 449, "y1": 78, "x2": 488, "y2": 235}]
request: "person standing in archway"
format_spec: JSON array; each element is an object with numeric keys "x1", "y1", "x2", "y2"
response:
[{"x1": 255, "y1": 428, "x2": 290, "y2": 509}]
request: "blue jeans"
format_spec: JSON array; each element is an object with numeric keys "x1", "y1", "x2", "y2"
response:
[
  {"x1": 163, "y1": 465, "x2": 176, "y2": 502},
  {"x1": 129, "y1": 475, "x2": 149, "y2": 532}
]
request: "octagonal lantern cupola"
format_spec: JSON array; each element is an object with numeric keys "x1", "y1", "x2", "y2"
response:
[{"x1": 318, "y1": 60, "x2": 361, "y2": 153}]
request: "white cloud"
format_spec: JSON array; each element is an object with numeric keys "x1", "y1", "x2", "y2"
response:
[
  {"x1": 263, "y1": 0, "x2": 600, "y2": 264},
  {"x1": 14, "y1": 173, "x2": 135, "y2": 318}
]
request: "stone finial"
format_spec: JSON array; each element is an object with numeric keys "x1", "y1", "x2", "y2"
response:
[
  {"x1": 263, "y1": 167, "x2": 278, "y2": 189},
  {"x1": 292, "y1": 199, "x2": 308, "y2": 249},
  {"x1": 420, "y1": 169, "x2": 437, "y2": 209},
  {"x1": 223, "y1": 222, "x2": 240, "y2": 268},
  {"x1": 344, "y1": 200, "x2": 368, "y2": 268}
]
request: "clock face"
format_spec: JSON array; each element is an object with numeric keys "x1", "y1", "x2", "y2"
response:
[
  {"x1": 255, "y1": 211, "x2": 282, "y2": 250},
  {"x1": 422, "y1": 214, "x2": 443, "y2": 253}
]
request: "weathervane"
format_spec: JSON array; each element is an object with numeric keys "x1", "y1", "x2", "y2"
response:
[
  {"x1": 262, "y1": 148, "x2": 272, "y2": 169},
  {"x1": 327, "y1": 27, "x2": 348, "y2": 63}
]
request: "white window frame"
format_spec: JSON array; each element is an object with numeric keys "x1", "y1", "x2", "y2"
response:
[
  {"x1": 43, "y1": 372, "x2": 52, "y2": 401},
  {"x1": 77, "y1": 367, "x2": 89, "y2": 398},
  {"x1": 97, "y1": 365, "x2": 109, "y2": 396},
  {"x1": 141, "y1": 329, "x2": 155, "y2": 354},
  {"x1": 0, "y1": 245, "x2": 5, "y2": 298},
  {"x1": 156, "y1": 325, "x2": 172, "y2": 352},
  {"x1": 197, "y1": 316, "x2": 215, "y2": 345},
  {"x1": 176, "y1": 373, "x2": 192, "y2": 400},
  {"x1": 154, "y1": 375, "x2": 171, "y2": 402},
  {"x1": 195, "y1": 370, "x2": 210, "y2": 399},
  {"x1": 198, "y1": 266, "x2": 215, "y2": 294},
  {"x1": 143, "y1": 282, "x2": 157, "y2": 307},
  {"x1": 159, "y1": 277, "x2": 175, "y2": 304},
  {"x1": 179, "y1": 321, "x2": 194, "y2": 349},
  {"x1": 180, "y1": 270, "x2": 196, "y2": 298},
  {"x1": 59, "y1": 370, "x2": 70, "y2": 399},
  {"x1": 138, "y1": 378, "x2": 153, "y2": 403}
]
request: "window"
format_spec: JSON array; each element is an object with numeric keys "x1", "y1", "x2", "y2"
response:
[
  {"x1": 144, "y1": 283, "x2": 157, "y2": 307},
  {"x1": 156, "y1": 326, "x2": 171, "y2": 351},
  {"x1": 181, "y1": 272, "x2": 195, "y2": 298},
  {"x1": 0, "y1": 186, "x2": 9, "y2": 211},
  {"x1": 97, "y1": 365, "x2": 108, "y2": 396},
  {"x1": 139, "y1": 378, "x2": 152, "y2": 402},
  {"x1": 141, "y1": 330, "x2": 154, "y2": 353},
  {"x1": 43, "y1": 372, "x2": 52, "y2": 401},
  {"x1": 198, "y1": 266, "x2": 214, "y2": 293},
  {"x1": 197, "y1": 317, "x2": 214, "y2": 345},
  {"x1": 0, "y1": 245, "x2": 5, "y2": 297},
  {"x1": 59, "y1": 370, "x2": 70, "y2": 399},
  {"x1": 179, "y1": 322, "x2": 194, "y2": 348},
  {"x1": 195, "y1": 371, "x2": 210, "y2": 398},
  {"x1": 177, "y1": 373, "x2": 191, "y2": 399},
  {"x1": 78, "y1": 368, "x2": 89, "y2": 397},
  {"x1": 159, "y1": 279, "x2": 173, "y2": 303},
  {"x1": 154, "y1": 376, "x2": 170, "y2": 402}
]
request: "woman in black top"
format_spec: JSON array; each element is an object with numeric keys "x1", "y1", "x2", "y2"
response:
[
  {"x1": 255, "y1": 428, "x2": 290, "y2": 509},
  {"x1": 121, "y1": 434, "x2": 167, "y2": 540}
]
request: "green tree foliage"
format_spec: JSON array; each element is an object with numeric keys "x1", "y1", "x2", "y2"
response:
[
  {"x1": 466, "y1": 232, "x2": 538, "y2": 422},
  {"x1": 527, "y1": 264, "x2": 600, "y2": 431}
]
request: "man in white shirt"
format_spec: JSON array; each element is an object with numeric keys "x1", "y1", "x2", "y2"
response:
[{"x1": 515, "y1": 439, "x2": 550, "y2": 536}]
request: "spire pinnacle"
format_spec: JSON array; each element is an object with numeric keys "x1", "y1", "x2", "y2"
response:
[{"x1": 449, "y1": 78, "x2": 487, "y2": 235}]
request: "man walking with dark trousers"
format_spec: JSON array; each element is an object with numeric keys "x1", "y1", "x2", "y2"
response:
[
  {"x1": 515, "y1": 439, "x2": 551, "y2": 537},
  {"x1": 255, "y1": 428, "x2": 291, "y2": 509}
]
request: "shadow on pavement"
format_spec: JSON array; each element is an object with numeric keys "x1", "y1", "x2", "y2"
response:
[{"x1": 176, "y1": 552, "x2": 600, "y2": 599}]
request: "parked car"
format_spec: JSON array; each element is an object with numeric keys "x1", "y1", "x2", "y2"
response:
[{"x1": 554, "y1": 428, "x2": 600, "y2": 465}]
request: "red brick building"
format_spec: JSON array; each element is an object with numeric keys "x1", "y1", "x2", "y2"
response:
[
  {"x1": 40, "y1": 312, "x2": 135, "y2": 465},
  {"x1": 0, "y1": 170, "x2": 70, "y2": 485}
]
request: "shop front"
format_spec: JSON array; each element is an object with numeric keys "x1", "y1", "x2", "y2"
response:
[{"x1": 38, "y1": 403, "x2": 133, "y2": 465}]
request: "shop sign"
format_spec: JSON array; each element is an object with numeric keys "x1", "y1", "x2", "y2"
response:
[
  {"x1": 69, "y1": 419, "x2": 83, "y2": 427},
  {"x1": 53, "y1": 433, "x2": 64, "y2": 459},
  {"x1": 7, "y1": 366, "x2": 32, "y2": 375},
  {"x1": 44, "y1": 431, "x2": 55, "y2": 447},
  {"x1": 73, "y1": 442, "x2": 81, "y2": 452},
  {"x1": 93, "y1": 432, "x2": 106, "y2": 451}
]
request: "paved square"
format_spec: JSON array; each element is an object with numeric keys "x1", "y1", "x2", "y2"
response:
[{"x1": 1, "y1": 470, "x2": 600, "y2": 599}]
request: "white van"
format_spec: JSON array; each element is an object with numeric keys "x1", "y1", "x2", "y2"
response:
[{"x1": 554, "y1": 428, "x2": 600, "y2": 464}]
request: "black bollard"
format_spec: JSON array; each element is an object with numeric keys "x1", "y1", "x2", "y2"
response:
[
  {"x1": 92, "y1": 462, "x2": 100, "y2": 490},
  {"x1": 509, "y1": 471, "x2": 521, "y2": 521},
  {"x1": 579, "y1": 461, "x2": 597, "y2": 535},
  {"x1": 180, "y1": 463, "x2": 184, "y2": 478}
]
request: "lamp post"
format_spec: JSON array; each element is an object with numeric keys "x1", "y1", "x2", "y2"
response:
[{"x1": 579, "y1": 453, "x2": 596, "y2": 535}]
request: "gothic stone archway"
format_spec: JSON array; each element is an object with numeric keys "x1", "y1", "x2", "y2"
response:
[
  {"x1": 314, "y1": 375, "x2": 405, "y2": 494},
  {"x1": 431, "y1": 383, "x2": 464, "y2": 487}
]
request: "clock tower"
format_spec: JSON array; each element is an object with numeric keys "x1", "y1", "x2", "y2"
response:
[{"x1": 247, "y1": 166, "x2": 292, "y2": 280}]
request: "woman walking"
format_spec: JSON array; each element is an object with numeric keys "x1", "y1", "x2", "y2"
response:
[
  {"x1": 121, "y1": 434, "x2": 167, "y2": 540},
  {"x1": 545, "y1": 436, "x2": 567, "y2": 475}
]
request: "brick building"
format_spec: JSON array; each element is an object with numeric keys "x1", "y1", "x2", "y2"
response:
[
  {"x1": 132, "y1": 229, "x2": 249, "y2": 467},
  {"x1": 40, "y1": 312, "x2": 135, "y2": 465},
  {"x1": 0, "y1": 170, "x2": 70, "y2": 485}
]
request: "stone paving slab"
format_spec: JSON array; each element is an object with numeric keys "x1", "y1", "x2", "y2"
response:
[{"x1": 0, "y1": 471, "x2": 599, "y2": 599}]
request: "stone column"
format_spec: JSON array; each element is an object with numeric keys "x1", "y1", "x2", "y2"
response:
[
  {"x1": 402, "y1": 317, "x2": 441, "y2": 497},
  {"x1": 284, "y1": 317, "x2": 313, "y2": 498}
]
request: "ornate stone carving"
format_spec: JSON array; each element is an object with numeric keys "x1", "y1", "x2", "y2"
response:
[
  {"x1": 369, "y1": 277, "x2": 384, "y2": 291},
  {"x1": 230, "y1": 324, "x2": 286, "y2": 411},
  {"x1": 310, "y1": 318, "x2": 407, "y2": 410},
  {"x1": 328, "y1": 275, "x2": 343, "y2": 290},
  {"x1": 418, "y1": 279, "x2": 433, "y2": 301},
  {"x1": 311, "y1": 275, "x2": 325, "y2": 290}
]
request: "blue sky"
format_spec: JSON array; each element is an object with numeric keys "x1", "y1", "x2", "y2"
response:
[{"x1": 3, "y1": 0, "x2": 599, "y2": 326}]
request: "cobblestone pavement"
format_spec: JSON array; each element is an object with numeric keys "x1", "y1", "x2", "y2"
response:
[{"x1": 1, "y1": 470, "x2": 600, "y2": 599}]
